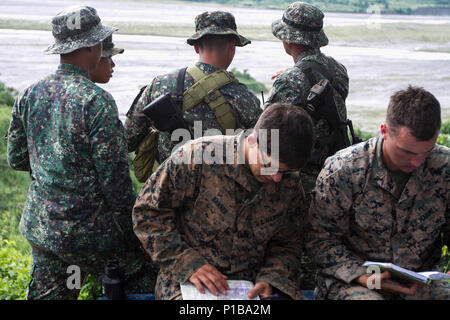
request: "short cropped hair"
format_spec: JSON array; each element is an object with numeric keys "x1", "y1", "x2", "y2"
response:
[
  {"x1": 254, "y1": 103, "x2": 314, "y2": 169},
  {"x1": 196, "y1": 34, "x2": 237, "y2": 50},
  {"x1": 386, "y1": 86, "x2": 441, "y2": 140}
]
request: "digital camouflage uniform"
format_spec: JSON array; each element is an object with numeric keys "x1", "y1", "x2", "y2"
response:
[
  {"x1": 7, "y1": 6, "x2": 156, "y2": 299},
  {"x1": 124, "y1": 11, "x2": 261, "y2": 164},
  {"x1": 264, "y1": 2, "x2": 349, "y2": 289},
  {"x1": 305, "y1": 136, "x2": 450, "y2": 300},
  {"x1": 133, "y1": 133, "x2": 307, "y2": 300}
]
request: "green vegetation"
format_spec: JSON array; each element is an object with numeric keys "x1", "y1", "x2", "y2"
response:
[
  {"x1": 0, "y1": 83, "x2": 31, "y2": 300},
  {"x1": 232, "y1": 68, "x2": 268, "y2": 93},
  {"x1": 179, "y1": 0, "x2": 450, "y2": 14}
]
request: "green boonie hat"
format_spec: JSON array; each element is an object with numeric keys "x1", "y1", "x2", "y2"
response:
[
  {"x1": 45, "y1": 6, "x2": 118, "y2": 55},
  {"x1": 187, "y1": 11, "x2": 250, "y2": 47},
  {"x1": 101, "y1": 35, "x2": 124, "y2": 58},
  {"x1": 271, "y1": 2, "x2": 328, "y2": 48}
]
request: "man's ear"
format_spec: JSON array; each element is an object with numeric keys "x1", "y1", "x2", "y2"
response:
[
  {"x1": 248, "y1": 134, "x2": 258, "y2": 148},
  {"x1": 194, "y1": 43, "x2": 200, "y2": 54},
  {"x1": 380, "y1": 123, "x2": 388, "y2": 139}
]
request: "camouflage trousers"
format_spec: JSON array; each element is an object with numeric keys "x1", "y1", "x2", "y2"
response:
[
  {"x1": 315, "y1": 276, "x2": 450, "y2": 300},
  {"x1": 27, "y1": 243, "x2": 158, "y2": 300}
]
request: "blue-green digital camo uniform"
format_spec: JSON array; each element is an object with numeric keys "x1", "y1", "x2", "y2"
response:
[
  {"x1": 7, "y1": 64, "x2": 156, "y2": 299},
  {"x1": 133, "y1": 133, "x2": 307, "y2": 300},
  {"x1": 305, "y1": 136, "x2": 450, "y2": 300},
  {"x1": 124, "y1": 11, "x2": 262, "y2": 165},
  {"x1": 264, "y1": 2, "x2": 349, "y2": 289},
  {"x1": 125, "y1": 62, "x2": 262, "y2": 164}
]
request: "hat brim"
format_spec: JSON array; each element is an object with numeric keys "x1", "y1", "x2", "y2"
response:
[
  {"x1": 102, "y1": 47, "x2": 124, "y2": 58},
  {"x1": 271, "y1": 19, "x2": 328, "y2": 48},
  {"x1": 45, "y1": 24, "x2": 118, "y2": 55},
  {"x1": 187, "y1": 28, "x2": 251, "y2": 47}
]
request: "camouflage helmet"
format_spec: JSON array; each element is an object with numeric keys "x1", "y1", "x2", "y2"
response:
[
  {"x1": 271, "y1": 2, "x2": 328, "y2": 48},
  {"x1": 187, "y1": 11, "x2": 250, "y2": 47},
  {"x1": 45, "y1": 6, "x2": 118, "y2": 55},
  {"x1": 101, "y1": 35, "x2": 124, "y2": 58}
]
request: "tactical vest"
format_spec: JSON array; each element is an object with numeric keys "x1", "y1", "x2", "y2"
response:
[{"x1": 132, "y1": 66, "x2": 238, "y2": 182}]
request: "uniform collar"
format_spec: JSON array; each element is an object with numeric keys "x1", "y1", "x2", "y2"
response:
[
  {"x1": 294, "y1": 48, "x2": 320, "y2": 66},
  {"x1": 57, "y1": 63, "x2": 90, "y2": 79},
  {"x1": 231, "y1": 131, "x2": 262, "y2": 195},
  {"x1": 195, "y1": 61, "x2": 221, "y2": 74}
]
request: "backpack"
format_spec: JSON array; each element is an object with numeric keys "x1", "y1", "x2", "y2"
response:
[
  {"x1": 132, "y1": 66, "x2": 238, "y2": 183},
  {"x1": 299, "y1": 60, "x2": 361, "y2": 167}
]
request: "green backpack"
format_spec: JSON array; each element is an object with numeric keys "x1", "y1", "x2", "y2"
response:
[{"x1": 133, "y1": 66, "x2": 238, "y2": 182}]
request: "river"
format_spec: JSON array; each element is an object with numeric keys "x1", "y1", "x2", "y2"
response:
[{"x1": 0, "y1": 0, "x2": 449, "y2": 133}]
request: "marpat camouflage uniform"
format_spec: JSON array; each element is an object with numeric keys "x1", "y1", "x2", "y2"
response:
[
  {"x1": 265, "y1": 1, "x2": 350, "y2": 290},
  {"x1": 124, "y1": 11, "x2": 261, "y2": 164},
  {"x1": 133, "y1": 133, "x2": 307, "y2": 300},
  {"x1": 7, "y1": 6, "x2": 156, "y2": 299},
  {"x1": 305, "y1": 136, "x2": 450, "y2": 300}
]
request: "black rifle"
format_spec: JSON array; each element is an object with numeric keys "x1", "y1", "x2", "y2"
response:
[{"x1": 141, "y1": 68, "x2": 193, "y2": 138}]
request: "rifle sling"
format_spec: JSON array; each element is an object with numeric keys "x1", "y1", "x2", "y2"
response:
[{"x1": 182, "y1": 66, "x2": 237, "y2": 132}]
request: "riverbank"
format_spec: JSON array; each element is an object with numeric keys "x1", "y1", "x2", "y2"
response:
[{"x1": 1, "y1": 18, "x2": 449, "y2": 51}]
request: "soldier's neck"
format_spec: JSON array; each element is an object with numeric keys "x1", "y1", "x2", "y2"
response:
[{"x1": 60, "y1": 57, "x2": 90, "y2": 74}]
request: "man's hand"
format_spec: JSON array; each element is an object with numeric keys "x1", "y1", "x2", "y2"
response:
[
  {"x1": 271, "y1": 69, "x2": 287, "y2": 80},
  {"x1": 189, "y1": 264, "x2": 229, "y2": 296},
  {"x1": 356, "y1": 271, "x2": 421, "y2": 296},
  {"x1": 248, "y1": 282, "x2": 272, "y2": 299}
]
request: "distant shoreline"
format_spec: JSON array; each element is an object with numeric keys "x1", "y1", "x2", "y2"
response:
[{"x1": 1, "y1": 18, "x2": 449, "y2": 49}]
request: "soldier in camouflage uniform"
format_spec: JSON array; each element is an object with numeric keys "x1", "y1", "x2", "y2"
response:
[
  {"x1": 7, "y1": 6, "x2": 156, "y2": 299},
  {"x1": 89, "y1": 35, "x2": 124, "y2": 83},
  {"x1": 305, "y1": 86, "x2": 450, "y2": 300},
  {"x1": 124, "y1": 11, "x2": 262, "y2": 165},
  {"x1": 264, "y1": 1, "x2": 350, "y2": 290},
  {"x1": 132, "y1": 103, "x2": 315, "y2": 300}
]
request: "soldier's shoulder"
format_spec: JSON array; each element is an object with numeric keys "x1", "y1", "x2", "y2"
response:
[
  {"x1": 321, "y1": 137, "x2": 377, "y2": 179},
  {"x1": 272, "y1": 67, "x2": 307, "y2": 93},
  {"x1": 426, "y1": 144, "x2": 450, "y2": 175}
]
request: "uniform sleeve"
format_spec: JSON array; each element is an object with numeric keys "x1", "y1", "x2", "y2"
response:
[
  {"x1": 263, "y1": 72, "x2": 308, "y2": 109},
  {"x1": 88, "y1": 94, "x2": 135, "y2": 214},
  {"x1": 304, "y1": 165, "x2": 368, "y2": 284},
  {"x1": 124, "y1": 83, "x2": 154, "y2": 152},
  {"x1": 132, "y1": 148, "x2": 209, "y2": 283},
  {"x1": 7, "y1": 96, "x2": 30, "y2": 172},
  {"x1": 255, "y1": 179, "x2": 306, "y2": 300},
  {"x1": 443, "y1": 167, "x2": 450, "y2": 248}
]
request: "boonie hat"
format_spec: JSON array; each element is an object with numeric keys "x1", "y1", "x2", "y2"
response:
[
  {"x1": 101, "y1": 35, "x2": 124, "y2": 58},
  {"x1": 45, "y1": 6, "x2": 118, "y2": 55},
  {"x1": 187, "y1": 11, "x2": 250, "y2": 47},
  {"x1": 271, "y1": 2, "x2": 328, "y2": 48}
]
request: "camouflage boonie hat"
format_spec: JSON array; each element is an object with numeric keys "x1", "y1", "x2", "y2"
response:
[
  {"x1": 101, "y1": 35, "x2": 124, "y2": 58},
  {"x1": 45, "y1": 6, "x2": 118, "y2": 55},
  {"x1": 271, "y1": 2, "x2": 328, "y2": 48},
  {"x1": 187, "y1": 11, "x2": 250, "y2": 47}
]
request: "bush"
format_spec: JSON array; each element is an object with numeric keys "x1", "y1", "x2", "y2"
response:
[
  {"x1": 441, "y1": 121, "x2": 450, "y2": 135},
  {"x1": 0, "y1": 82, "x2": 18, "y2": 107},
  {"x1": 231, "y1": 68, "x2": 267, "y2": 94},
  {"x1": 0, "y1": 240, "x2": 32, "y2": 300}
]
